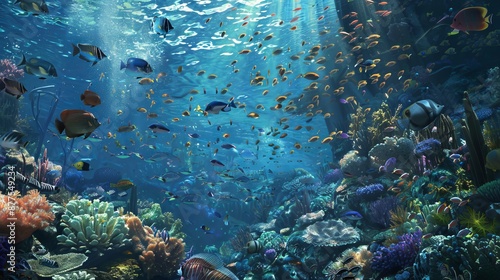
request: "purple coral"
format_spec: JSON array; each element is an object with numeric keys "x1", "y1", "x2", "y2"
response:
[
  {"x1": 264, "y1": 248, "x2": 277, "y2": 261},
  {"x1": 371, "y1": 230, "x2": 422, "y2": 276},
  {"x1": 0, "y1": 59, "x2": 24, "y2": 80},
  {"x1": 323, "y1": 168, "x2": 343, "y2": 184},
  {"x1": 356, "y1": 183, "x2": 385, "y2": 200},
  {"x1": 367, "y1": 196, "x2": 399, "y2": 228},
  {"x1": 414, "y1": 138, "x2": 443, "y2": 173}
]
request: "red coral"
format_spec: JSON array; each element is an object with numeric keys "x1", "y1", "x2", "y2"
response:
[{"x1": 0, "y1": 190, "x2": 55, "y2": 242}]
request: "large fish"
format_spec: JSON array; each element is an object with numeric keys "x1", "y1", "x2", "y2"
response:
[
  {"x1": 180, "y1": 253, "x2": 238, "y2": 280},
  {"x1": 18, "y1": 54, "x2": 57, "y2": 79},
  {"x1": 55, "y1": 109, "x2": 100, "y2": 139},
  {"x1": 205, "y1": 100, "x2": 236, "y2": 114},
  {"x1": 15, "y1": 0, "x2": 49, "y2": 15},
  {"x1": 400, "y1": 99, "x2": 444, "y2": 131},
  {"x1": 451, "y1": 7, "x2": 492, "y2": 34},
  {"x1": 72, "y1": 43, "x2": 106, "y2": 66}
]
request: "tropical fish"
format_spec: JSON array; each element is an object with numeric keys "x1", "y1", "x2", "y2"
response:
[
  {"x1": 180, "y1": 253, "x2": 238, "y2": 279},
  {"x1": 73, "y1": 161, "x2": 90, "y2": 171},
  {"x1": 120, "y1": 58, "x2": 153, "y2": 77},
  {"x1": 15, "y1": 0, "x2": 48, "y2": 14},
  {"x1": 400, "y1": 99, "x2": 444, "y2": 131},
  {"x1": 341, "y1": 211, "x2": 363, "y2": 220},
  {"x1": 210, "y1": 159, "x2": 225, "y2": 167},
  {"x1": 110, "y1": 179, "x2": 135, "y2": 191},
  {"x1": 151, "y1": 16, "x2": 174, "y2": 36},
  {"x1": 55, "y1": 109, "x2": 100, "y2": 139},
  {"x1": 485, "y1": 148, "x2": 500, "y2": 171},
  {"x1": 0, "y1": 78, "x2": 27, "y2": 98},
  {"x1": 0, "y1": 130, "x2": 28, "y2": 150},
  {"x1": 149, "y1": 123, "x2": 170, "y2": 133},
  {"x1": 204, "y1": 100, "x2": 236, "y2": 114},
  {"x1": 117, "y1": 124, "x2": 136, "y2": 132},
  {"x1": 72, "y1": 43, "x2": 106, "y2": 65},
  {"x1": 18, "y1": 54, "x2": 57, "y2": 79},
  {"x1": 246, "y1": 240, "x2": 262, "y2": 254},
  {"x1": 80, "y1": 89, "x2": 101, "y2": 107},
  {"x1": 450, "y1": 7, "x2": 492, "y2": 34}
]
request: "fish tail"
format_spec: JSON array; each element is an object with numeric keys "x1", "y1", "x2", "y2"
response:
[
  {"x1": 71, "y1": 44, "x2": 80, "y2": 56},
  {"x1": 18, "y1": 54, "x2": 26, "y2": 66},
  {"x1": 80, "y1": 94, "x2": 85, "y2": 101},
  {"x1": 486, "y1": 14, "x2": 493, "y2": 25},
  {"x1": 120, "y1": 61, "x2": 126, "y2": 70},
  {"x1": 54, "y1": 119, "x2": 65, "y2": 134},
  {"x1": 0, "y1": 79, "x2": 5, "y2": 92},
  {"x1": 229, "y1": 100, "x2": 236, "y2": 108}
]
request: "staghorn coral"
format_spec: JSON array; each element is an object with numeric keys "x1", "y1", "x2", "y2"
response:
[
  {"x1": 301, "y1": 219, "x2": 360, "y2": 247},
  {"x1": 56, "y1": 199, "x2": 130, "y2": 253},
  {"x1": 125, "y1": 215, "x2": 185, "y2": 279},
  {"x1": 414, "y1": 234, "x2": 500, "y2": 279},
  {"x1": 0, "y1": 189, "x2": 55, "y2": 242}
]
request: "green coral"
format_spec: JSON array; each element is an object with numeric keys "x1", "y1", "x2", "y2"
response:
[
  {"x1": 257, "y1": 231, "x2": 286, "y2": 251},
  {"x1": 459, "y1": 207, "x2": 497, "y2": 237},
  {"x1": 53, "y1": 271, "x2": 96, "y2": 280},
  {"x1": 138, "y1": 204, "x2": 186, "y2": 239},
  {"x1": 477, "y1": 179, "x2": 500, "y2": 203},
  {"x1": 56, "y1": 199, "x2": 130, "y2": 253}
]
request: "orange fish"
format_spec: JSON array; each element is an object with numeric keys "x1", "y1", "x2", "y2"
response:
[{"x1": 451, "y1": 7, "x2": 492, "y2": 33}]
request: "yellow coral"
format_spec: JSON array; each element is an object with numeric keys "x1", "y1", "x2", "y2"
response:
[{"x1": 459, "y1": 207, "x2": 497, "y2": 237}]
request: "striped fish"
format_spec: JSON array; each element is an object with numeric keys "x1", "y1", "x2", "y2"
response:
[
  {"x1": 72, "y1": 43, "x2": 106, "y2": 66},
  {"x1": 181, "y1": 253, "x2": 238, "y2": 280},
  {"x1": 38, "y1": 257, "x2": 59, "y2": 268}
]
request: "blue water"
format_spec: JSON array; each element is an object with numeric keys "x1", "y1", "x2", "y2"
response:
[{"x1": 1, "y1": 0, "x2": 500, "y2": 279}]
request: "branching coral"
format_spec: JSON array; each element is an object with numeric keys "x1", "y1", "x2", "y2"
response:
[
  {"x1": 0, "y1": 190, "x2": 55, "y2": 242},
  {"x1": 125, "y1": 215, "x2": 185, "y2": 279},
  {"x1": 368, "y1": 102, "x2": 402, "y2": 144},
  {"x1": 56, "y1": 199, "x2": 130, "y2": 253}
]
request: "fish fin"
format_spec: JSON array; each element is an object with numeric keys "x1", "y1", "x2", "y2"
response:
[
  {"x1": 80, "y1": 94, "x2": 85, "y2": 101},
  {"x1": 92, "y1": 61, "x2": 98, "y2": 66},
  {"x1": 120, "y1": 61, "x2": 126, "y2": 70},
  {"x1": 18, "y1": 54, "x2": 26, "y2": 66},
  {"x1": 38, "y1": 77, "x2": 46, "y2": 80},
  {"x1": 54, "y1": 119, "x2": 65, "y2": 134},
  {"x1": 84, "y1": 132, "x2": 92, "y2": 139},
  {"x1": 229, "y1": 100, "x2": 236, "y2": 108},
  {"x1": 71, "y1": 43, "x2": 80, "y2": 56}
]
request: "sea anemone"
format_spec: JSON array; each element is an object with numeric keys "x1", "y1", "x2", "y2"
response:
[{"x1": 459, "y1": 207, "x2": 497, "y2": 237}]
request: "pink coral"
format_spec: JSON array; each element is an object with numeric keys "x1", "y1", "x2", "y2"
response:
[
  {"x1": 0, "y1": 190, "x2": 55, "y2": 242},
  {"x1": 0, "y1": 59, "x2": 24, "y2": 80}
]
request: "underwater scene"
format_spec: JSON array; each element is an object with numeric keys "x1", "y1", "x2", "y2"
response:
[{"x1": 1, "y1": 0, "x2": 500, "y2": 279}]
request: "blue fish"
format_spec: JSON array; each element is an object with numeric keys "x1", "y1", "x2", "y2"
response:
[
  {"x1": 341, "y1": 211, "x2": 363, "y2": 220},
  {"x1": 205, "y1": 100, "x2": 236, "y2": 114},
  {"x1": 149, "y1": 123, "x2": 170, "y2": 133},
  {"x1": 72, "y1": 43, "x2": 106, "y2": 66},
  {"x1": 151, "y1": 16, "x2": 174, "y2": 36},
  {"x1": 120, "y1": 58, "x2": 153, "y2": 77}
]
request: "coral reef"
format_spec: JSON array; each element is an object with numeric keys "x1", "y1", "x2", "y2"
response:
[
  {"x1": 339, "y1": 150, "x2": 369, "y2": 177},
  {"x1": 0, "y1": 59, "x2": 24, "y2": 79},
  {"x1": 53, "y1": 271, "x2": 96, "y2": 280},
  {"x1": 301, "y1": 219, "x2": 360, "y2": 247},
  {"x1": 355, "y1": 183, "x2": 385, "y2": 201},
  {"x1": 416, "y1": 114, "x2": 458, "y2": 150},
  {"x1": 56, "y1": 199, "x2": 130, "y2": 253},
  {"x1": 108, "y1": 259, "x2": 141, "y2": 280},
  {"x1": 371, "y1": 230, "x2": 422, "y2": 277},
  {"x1": 322, "y1": 168, "x2": 343, "y2": 184},
  {"x1": 27, "y1": 252, "x2": 88, "y2": 277},
  {"x1": 125, "y1": 215, "x2": 185, "y2": 279},
  {"x1": 0, "y1": 189, "x2": 54, "y2": 242},
  {"x1": 367, "y1": 196, "x2": 400, "y2": 229},
  {"x1": 477, "y1": 179, "x2": 500, "y2": 203},
  {"x1": 414, "y1": 234, "x2": 500, "y2": 279},
  {"x1": 368, "y1": 137, "x2": 415, "y2": 171}
]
